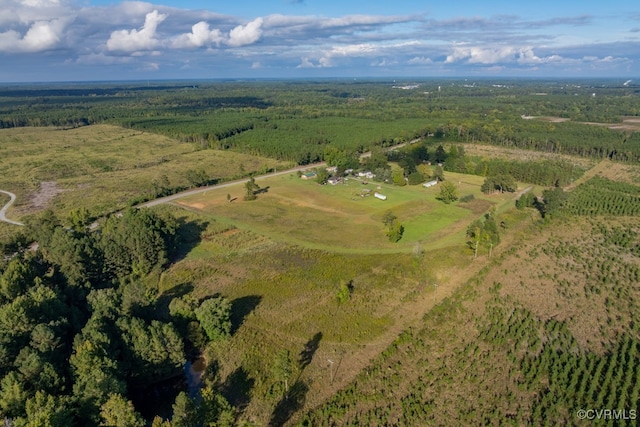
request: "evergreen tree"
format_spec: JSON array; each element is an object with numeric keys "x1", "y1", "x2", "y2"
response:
[{"x1": 195, "y1": 296, "x2": 232, "y2": 342}]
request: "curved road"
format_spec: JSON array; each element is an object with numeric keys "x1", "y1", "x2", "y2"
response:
[
  {"x1": 0, "y1": 189, "x2": 24, "y2": 226},
  {"x1": 140, "y1": 162, "x2": 327, "y2": 208}
]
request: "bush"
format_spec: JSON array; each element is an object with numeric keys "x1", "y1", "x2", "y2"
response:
[
  {"x1": 407, "y1": 172, "x2": 425, "y2": 185},
  {"x1": 459, "y1": 194, "x2": 475, "y2": 203}
]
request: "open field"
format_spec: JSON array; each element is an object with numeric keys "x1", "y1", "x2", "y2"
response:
[
  {"x1": 0, "y1": 124, "x2": 291, "y2": 220},
  {"x1": 155, "y1": 200, "x2": 509, "y2": 425},
  {"x1": 156, "y1": 168, "x2": 538, "y2": 424},
  {"x1": 157, "y1": 158, "x2": 640, "y2": 425},
  {"x1": 529, "y1": 115, "x2": 640, "y2": 133},
  {"x1": 301, "y1": 211, "x2": 640, "y2": 426},
  {"x1": 175, "y1": 170, "x2": 518, "y2": 253},
  {"x1": 461, "y1": 142, "x2": 596, "y2": 169}
]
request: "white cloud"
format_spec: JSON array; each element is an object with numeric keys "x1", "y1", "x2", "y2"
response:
[
  {"x1": 107, "y1": 9, "x2": 167, "y2": 52},
  {"x1": 0, "y1": 18, "x2": 68, "y2": 52},
  {"x1": 227, "y1": 17, "x2": 263, "y2": 47},
  {"x1": 297, "y1": 57, "x2": 320, "y2": 68},
  {"x1": 1, "y1": 0, "x2": 72, "y2": 26},
  {"x1": 313, "y1": 43, "x2": 378, "y2": 66},
  {"x1": 22, "y1": 20, "x2": 62, "y2": 50},
  {"x1": 144, "y1": 62, "x2": 160, "y2": 71},
  {"x1": 22, "y1": 0, "x2": 61, "y2": 7},
  {"x1": 408, "y1": 56, "x2": 433, "y2": 65},
  {"x1": 517, "y1": 47, "x2": 543, "y2": 64},
  {"x1": 329, "y1": 43, "x2": 377, "y2": 56},
  {"x1": 371, "y1": 58, "x2": 397, "y2": 67},
  {"x1": 446, "y1": 45, "x2": 517, "y2": 64},
  {"x1": 172, "y1": 21, "x2": 224, "y2": 48}
]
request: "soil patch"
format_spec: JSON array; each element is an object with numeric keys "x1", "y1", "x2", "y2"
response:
[{"x1": 30, "y1": 181, "x2": 65, "y2": 210}]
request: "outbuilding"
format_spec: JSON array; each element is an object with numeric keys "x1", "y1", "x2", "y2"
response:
[{"x1": 301, "y1": 172, "x2": 317, "y2": 180}]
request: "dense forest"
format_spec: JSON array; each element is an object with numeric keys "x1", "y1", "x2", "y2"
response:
[
  {"x1": 0, "y1": 209, "x2": 236, "y2": 426},
  {"x1": 1, "y1": 79, "x2": 639, "y2": 164}
]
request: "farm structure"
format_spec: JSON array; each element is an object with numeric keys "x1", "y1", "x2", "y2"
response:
[
  {"x1": 374, "y1": 192, "x2": 387, "y2": 200},
  {"x1": 423, "y1": 180, "x2": 438, "y2": 188},
  {"x1": 358, "y1": 171, "x2": 376, "y2": 179},
  {"x1": 301, "y1": 172, "x2": 317, "y2": 180}
]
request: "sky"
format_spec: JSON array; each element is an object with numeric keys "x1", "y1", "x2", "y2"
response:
[{"x1": 1, "y1": 0, "x2": 639, "y2": 82}]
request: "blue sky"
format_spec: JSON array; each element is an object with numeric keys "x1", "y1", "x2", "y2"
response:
[{"x1": 1, "y1": 0, "x2": 638, "y2": 82}]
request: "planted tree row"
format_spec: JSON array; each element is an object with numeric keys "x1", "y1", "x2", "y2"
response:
[{"x1": 565, "y1": 177, "x2": 640, "y2": 216}]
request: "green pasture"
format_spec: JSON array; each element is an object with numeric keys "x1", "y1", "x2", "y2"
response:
[{"x1": 176, "y1": 169, "x2": 517, "y2": 253}]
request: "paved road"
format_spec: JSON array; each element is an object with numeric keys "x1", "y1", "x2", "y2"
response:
[{"x1": 0, "y1": 189, "x2": 24, "y2": 226}]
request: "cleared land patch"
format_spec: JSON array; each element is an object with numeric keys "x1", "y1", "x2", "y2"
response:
[
  {"x1": 176, "y1": 171, "x2": 516, "y2": 252},
  {"x1": 155, "y1": 204, "x2": 483, "y2": 425},
  {"x1": 0, "y1": 124, "x2": 290, "y2": 219}
]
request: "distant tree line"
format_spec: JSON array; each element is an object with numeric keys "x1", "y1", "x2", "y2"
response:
[{"x1": 4, "y1": 80, "x2": 638, "y2": 166}]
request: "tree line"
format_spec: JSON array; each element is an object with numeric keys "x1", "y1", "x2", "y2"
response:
[{"x1": 3, "y1": 80, "x2": 638, "y2": 166}]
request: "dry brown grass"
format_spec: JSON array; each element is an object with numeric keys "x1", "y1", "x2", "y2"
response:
[
  {"x1": 461, "y1": 143, "x2": 595, "y2": 168},
  {"x1": 484, "y1": 216, "x2": 640, "y2": 354},
  {"x1": 0, "y1": 124, "x2": 290, "y2": 219}
]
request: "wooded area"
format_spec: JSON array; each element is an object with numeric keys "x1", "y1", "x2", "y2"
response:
[{"x1": 2, "y1": 79, "x2": 639, "y2": 164}]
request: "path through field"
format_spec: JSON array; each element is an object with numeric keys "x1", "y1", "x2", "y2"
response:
[
  {"x1": 139, "y1": 162, "x2": 327, "y2": 208},
  {"x1": 0, "y1": 189, "x2": 23, "y2": 226},
  {"x1": 564, "y1": 159, "x2": 610, "y2": 191}
]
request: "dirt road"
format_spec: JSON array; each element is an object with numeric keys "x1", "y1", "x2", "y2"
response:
[
  {"x1": 139, "y1": 162, "x2": 328, "y2": 208},
  {"x1": 0, "y1": 189, "x2": 24, "y2": 226},
  {"x1": 139, "y1": 139, "x2": 421, "y2": 209}
]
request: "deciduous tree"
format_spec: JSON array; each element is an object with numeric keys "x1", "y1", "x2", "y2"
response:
[{"x1": 437, "y1": 181, "x2": 458, "y2": 204}]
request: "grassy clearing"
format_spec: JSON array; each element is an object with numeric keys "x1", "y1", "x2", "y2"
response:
[
  {"x1": 0, "y1": 124, "x2": 291, "y2": 219},
  {"x1": 153, "y1": 203, "x2": 454, "y2": 425},
  {"x1": 461, "y1": 142, "x2": 596, "y2": 169},
  {"x1": 176, "y1": 170, "x2": 518, "y2": 253},
  {"x1": 157, "y1": 169, "x2": 527, "y2": 424}
]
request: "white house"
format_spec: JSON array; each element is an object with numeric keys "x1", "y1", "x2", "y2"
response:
[
  {"x1": 374, "y1": 192, "x2": 387, "y2": 200},
  {"x1": 423, "y1": 180, "x2": 438, "y2": 188},
  {"x1": 358, "y1": 171, "x2": 376, "y2": 179}
]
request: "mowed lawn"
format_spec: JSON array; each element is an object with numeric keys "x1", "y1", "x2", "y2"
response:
[{"x1": 177, "y1": 171, "x2": 503, "y2": 252}]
